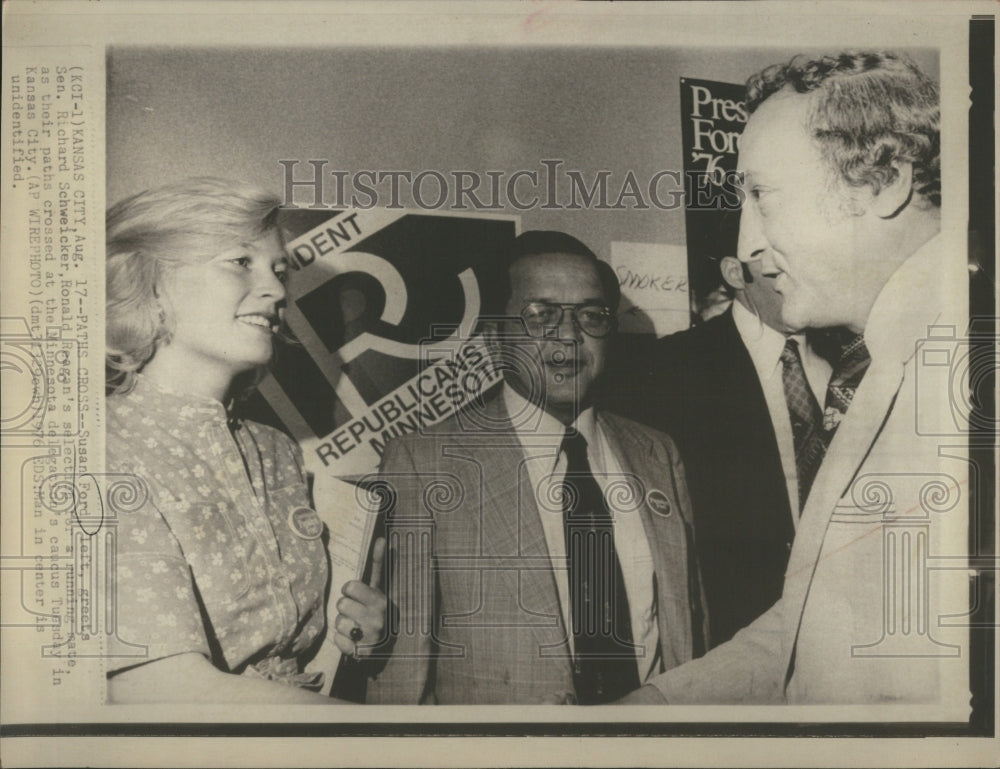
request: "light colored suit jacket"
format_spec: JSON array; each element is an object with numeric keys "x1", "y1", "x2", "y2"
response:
[
  {"x1": 366, "y1": 394, "x2": 707, "y2": 704},
  {"x1": 647, "y1": 236, "x2": 971, "y2": 712}
]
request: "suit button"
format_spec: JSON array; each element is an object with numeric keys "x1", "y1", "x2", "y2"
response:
[{"x1": 785, "y1": 541, "x2": 792, "y2": 551}]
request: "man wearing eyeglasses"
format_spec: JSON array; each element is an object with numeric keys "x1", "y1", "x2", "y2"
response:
[{"x1": 367, "y1": 231, "x2": 707, "y2": 705}]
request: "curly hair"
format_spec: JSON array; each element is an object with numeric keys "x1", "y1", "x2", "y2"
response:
[
  {"x1": 745, "y1": 51, "x2": 939, "y2": 207},
  {"x1": 105, "y1": 177, "x2": 283, "y2": 394}
]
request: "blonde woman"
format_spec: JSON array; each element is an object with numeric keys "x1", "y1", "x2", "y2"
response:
[{"x1": 105, "y1": 178, "x2": 385, "y2": 703}]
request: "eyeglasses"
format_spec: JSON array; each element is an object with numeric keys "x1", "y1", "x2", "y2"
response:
[{"x1": 518, "y1": 302, "x2": 616, "y2": 339}]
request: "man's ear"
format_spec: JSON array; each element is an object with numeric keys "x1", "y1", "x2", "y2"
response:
[
  {"x1": 720, "y1": 256, "x2": 746, "y2": 291},
  {"x1": 870, "y1": 161, "x2": 915, "y2": 219}
]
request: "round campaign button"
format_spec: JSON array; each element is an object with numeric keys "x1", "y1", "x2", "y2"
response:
[
  {"x1": 288, "y1": 506, "x2": 324, "y2": 540},
  {"x1": 645, "y1": 489, "x2": 672, "y2": 517}
]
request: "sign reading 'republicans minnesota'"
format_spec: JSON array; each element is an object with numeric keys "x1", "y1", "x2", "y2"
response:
[
  {"x1": 244, "y1": 209, "x2": 516, "y2": 479},
  {"x1": 679, "y1": 77, "x2": 746, "y2": 305}
]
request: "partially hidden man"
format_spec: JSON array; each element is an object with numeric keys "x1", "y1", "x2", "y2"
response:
[
  {"x1": 607, "y1": 246, "x2": 832, "y2": 648},
  {"x1": 367, "y1": 231, "x2": 708, "y2": 705}
]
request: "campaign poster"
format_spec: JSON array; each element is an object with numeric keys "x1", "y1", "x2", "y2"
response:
[
  {"x1": 679, "y1": 77, "x2": 746, "y2": 310},
  {"x1": 242, "y1": 208, "x2": 516, "y2": 481}
]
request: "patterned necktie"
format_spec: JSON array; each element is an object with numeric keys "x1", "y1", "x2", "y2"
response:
[
  {"x1": 779, "y1": 338, "x2": 826, "y2": 513},
  {"x1": 823, "y1": 333, "x2": 872, "y2": 434},
  {"x1": 561, "y1": 429, "x2": 639, "y2": 704}
]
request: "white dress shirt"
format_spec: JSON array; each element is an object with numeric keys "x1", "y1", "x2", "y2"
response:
[
  {"x1": 501, "y1": 386, "x2": 661, "y2": 683},
  {"x1": 731, "y1": 300, "x2": 832, "y2": 520}
]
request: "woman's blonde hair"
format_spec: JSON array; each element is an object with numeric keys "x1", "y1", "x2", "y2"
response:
[{"x1": 105, "y1": 177, "x2": 282, "y2": 394}]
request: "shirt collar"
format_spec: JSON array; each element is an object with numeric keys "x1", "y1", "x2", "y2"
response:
[
  {"x1": 129, "y1": 373, "x2": 230, "y2": 425},
  {"x1": 731, "y1": 300, "x2": 802, "y2": 379},
  {"x1": 501, "y1": 385, "x2": 598, "y2": 464}
]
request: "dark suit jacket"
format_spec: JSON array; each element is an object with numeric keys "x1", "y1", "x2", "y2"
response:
[
  {"x1": 602, "y1": 308, "x2": 794, "y2": 648},
  {"x1": 366, "y1": 393, "x2": 707, "y2": 704}
]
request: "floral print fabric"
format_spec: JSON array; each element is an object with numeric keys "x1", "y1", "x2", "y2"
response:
[{"x1": 106, "y1": 375, "x2": 328, "y2": 686}]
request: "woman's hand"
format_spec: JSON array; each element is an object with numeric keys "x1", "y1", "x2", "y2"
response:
[
  {"x1": 536, "y1": 691, "x2": 577, "y2": 704},
  {"x1": 109, "y1": 652, "x2": 346, "y2": 704},
  {"x1": 332, "y1": 537, "x2": 387, "y2": 659}
]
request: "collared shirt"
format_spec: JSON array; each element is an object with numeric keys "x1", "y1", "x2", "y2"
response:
[
  {"x1": 731, "y1": 300, "x2": 832, "y2": 519},
  {"x1": 501, "y1": 386, "x2": 660, "y2": 682},
  {"x1": 106, "y1": 375, "x2": 328, "y2": 686}
]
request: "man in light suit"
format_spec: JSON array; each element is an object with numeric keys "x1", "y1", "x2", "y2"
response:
[
  {"x1": 623, "y1": 51, "x2": 970, "y2": 709},
  {"x1": 608, "y1": 253, "x2": 830, "y2": 648},
  {"x1": 367, "y1": 231, "x2": 707, "y2": 705}
]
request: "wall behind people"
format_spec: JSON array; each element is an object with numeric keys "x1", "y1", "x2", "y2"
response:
[
  {"x1": 106, "y1": 45, "x2": 939, "y2": 483},
  {"x1": 107, "y1": 46, "x2": 937, "y2": 273}
]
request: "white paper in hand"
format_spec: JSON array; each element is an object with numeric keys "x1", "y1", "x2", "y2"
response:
[{"x1": 304, "y1": 473, "x2": 381, "y2": 696}]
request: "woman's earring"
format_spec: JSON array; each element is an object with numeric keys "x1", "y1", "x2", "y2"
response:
[{"x1": 155, "y1": 302, "x2": 173, "y2": 345}]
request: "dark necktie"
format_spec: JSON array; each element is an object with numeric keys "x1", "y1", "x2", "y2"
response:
[
  {"x1": 780, "y1": 338, "x2": 826, "y2": 513},
  {"x1": 823, "y1": 332, "x2": 872, "y2": 434},
  {"x1": 561, "y1": 429, "x2": 640, "y2": 704}
]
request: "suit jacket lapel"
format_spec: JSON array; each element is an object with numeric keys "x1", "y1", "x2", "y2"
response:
[
  {"x1": 473, "y1": 396, "x2": 569, "y2": 656},
  {"x1": 780, "y1": 361, "x2": 906, "y2": 674},
  {"x1": 599, "y1": 413, "x2": 694, "y2": 667},
  {"x1": 706, "y1": 312, "x2": 796, "y2": 536}
]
